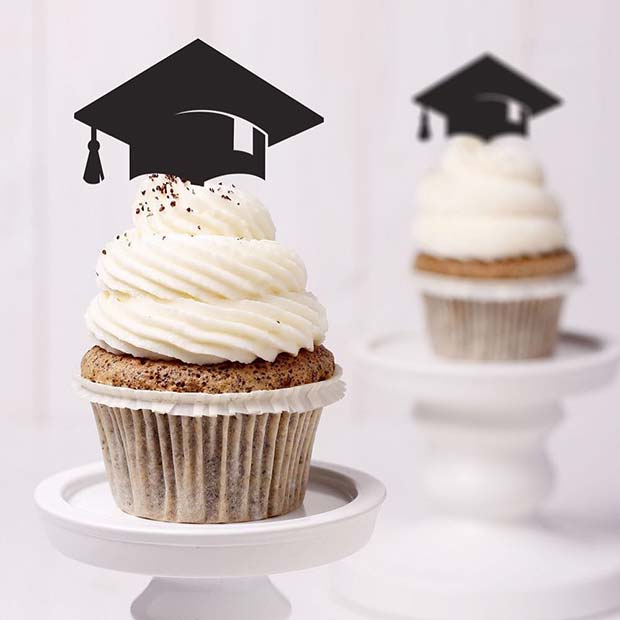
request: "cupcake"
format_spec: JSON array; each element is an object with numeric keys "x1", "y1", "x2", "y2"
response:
[
  {"x1": 78, "y1": 174, "x2": 344, "y2": 523},
  {"x1": 413, "y1": 136, "x2": 577, "y2": 361}
]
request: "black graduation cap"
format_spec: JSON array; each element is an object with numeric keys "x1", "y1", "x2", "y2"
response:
[
  {"x1": 75, "y1": 39, "x2": 323, "y2": 185},
  {"x1": 413, "y1": 53, "x2": 561, "y2": 141}
]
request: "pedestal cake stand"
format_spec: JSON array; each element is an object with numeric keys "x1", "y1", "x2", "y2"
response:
[
  {"x1": 334, "y1": 331, "x2": 620, "y2": 620},
  {"x1": 36, "y1": 461, "x2": 385, "y2": 620}
]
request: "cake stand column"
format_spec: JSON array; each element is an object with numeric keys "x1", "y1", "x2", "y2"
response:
[
  {"x1": 130, "y1": 576, "x2": 291, "y2": 620},
  {"x1": 416, "y1": 399, "x2": 563, "y2": 520}
]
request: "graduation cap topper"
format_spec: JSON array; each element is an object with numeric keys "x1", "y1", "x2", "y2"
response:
[
  {"x1": 75, "y1": 39, "x2": 324, "y2": 185},
  {"x1": 413, "y1": 53, "x2": 561, "y2": 141}
]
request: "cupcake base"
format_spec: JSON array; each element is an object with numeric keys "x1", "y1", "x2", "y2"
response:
[
  {"x1": 422, "y1": 294, "x2": 563, "y2": 361},
  {"x1": 93, "y1": 403, "x2": 322, "y2": 523}
]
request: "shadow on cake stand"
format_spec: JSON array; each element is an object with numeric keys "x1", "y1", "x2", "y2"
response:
[
  {"x1": 333, "y1": 331, "x2": 620, "y2": 620},
  {"x1": 35, "y1": 461, "x2": 385, "y2": 620}
]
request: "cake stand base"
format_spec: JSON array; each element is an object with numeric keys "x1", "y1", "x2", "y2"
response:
[
  {"x1": 131, "y1": 576, "x2": 290, "y2": 620},
  {"x1": 334, "y1": 516, "x2": 620, "y2": 620},
  {"x1": 36, "y1": 461, "x2": 385, "y2": 620}
]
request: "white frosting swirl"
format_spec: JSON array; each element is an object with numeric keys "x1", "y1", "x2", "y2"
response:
[
  {"x1": 86, "y1": 175, "x2": 327, "y2": 364},
  {"x1": 414, "y1": 136, "x2": 568, "y2": 260},
  {"x1": 132, "y1": 178, "x2": 275, "y2": 239},
  {"x1": 96, "y1": 233, "x2": 307, "y2": 302}
]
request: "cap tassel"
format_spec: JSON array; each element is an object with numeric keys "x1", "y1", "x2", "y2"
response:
[
  {"x1": 83, "y1": 127, "x2": 104, "y2": 184},
  {"x1": 418, "y1": 108, "x2": 431, "y2": 141}
]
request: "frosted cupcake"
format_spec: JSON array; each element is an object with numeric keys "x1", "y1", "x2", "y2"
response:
[
  {"x1": 413, "y1": 136, "x2": 577, "y2": 360},
  {"x1": 78, "y1": 174, "x2": 344, "y2": 523}
]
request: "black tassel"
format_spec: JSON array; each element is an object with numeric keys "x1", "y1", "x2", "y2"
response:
[
  {"x1": 83, "y1": 127, "x2": 104, "y2": 184},
  {"x1": 418, "y1": 108, "x2": 431, "y2": 141}
]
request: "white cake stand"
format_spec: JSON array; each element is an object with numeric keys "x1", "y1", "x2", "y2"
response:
[
  {"x1": 334, "y1": 331, "x2": 620, "y2": 620},
  {"x1": 35, "y1": 461, "x2": 384, "y2": 620}
]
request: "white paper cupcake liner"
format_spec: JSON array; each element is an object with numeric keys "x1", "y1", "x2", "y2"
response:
[
  {"x1": 93, "y1": 403, "x2": 322, "y2": 523},
  {"x1": 422, "y1": 295, "x2": 564, "y2": 360},
  {"x1": 76, "y1": 366, "x2": 344, "y2": 416},
  {"x1": 81, "y1": 369, "x2": 344, "y2": 523},
  {"x1": 414, "y1": 271, "x2": 579, "y2": 301}
]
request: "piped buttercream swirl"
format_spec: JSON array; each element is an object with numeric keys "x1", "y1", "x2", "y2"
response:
[
  {"x1": 86, "y1": 175, "x2": 327, "y2": 364},
  {"x1": 414, "y1": 136, "x2": 568, "y2": 260}
]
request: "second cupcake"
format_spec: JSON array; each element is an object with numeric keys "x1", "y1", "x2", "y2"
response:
[{"x1": 413, "y1": 136, "x2": 577, "y2": 361}]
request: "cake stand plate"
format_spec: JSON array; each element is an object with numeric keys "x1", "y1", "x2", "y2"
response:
[
  {"x1": 357, "y1": 330, "x2": 620, "y2": 403},
  {"x1": 334, "y1": 331, "x2": 620, "y2": 620},
  {"x1": 36, "y1": 461, "x2": 385, "y2": 620}
]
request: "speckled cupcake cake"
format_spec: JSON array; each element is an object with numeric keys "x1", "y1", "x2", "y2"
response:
[
  {"x1": 413, "y1": 136, "x2": 577, "y2": 360},
  {"x1": 78, "y1": 174, "x2": 344, "y2": 523}
]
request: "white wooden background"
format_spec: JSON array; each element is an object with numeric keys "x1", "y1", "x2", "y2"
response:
[
  {"x1": 5, "y1": 0, "x2": 620, "y2": 421},
  {"x1": 5, "y1": 1, "x2": 620, "y2": 618}
]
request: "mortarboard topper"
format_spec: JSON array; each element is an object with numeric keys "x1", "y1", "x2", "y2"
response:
[
  {"x1": 413, "y1": 53, "x2": 561, "y2": 141},
  {"x1": 75, "y1": 39, "x2": 323, "y2": 185}
]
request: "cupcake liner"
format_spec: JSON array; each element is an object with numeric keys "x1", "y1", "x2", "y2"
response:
[
  {"x1": 75, "y1": 366, "x2": 344, "y2": 416},
  {"x1": 92, "y1": 403, "x2": 321, "y2": 523},
  {"x1": 414, "y1": 271, "x2": 578, "y2": 301},
  {"x1": 422, "y1": 294, "x2": 564, "y2": 360},
  {"x1": 79, "y1": 369, "x2": 345, "y2": 523},
  {"x1": 414, "y1": 270, "x2": 576, "y2": 360}
]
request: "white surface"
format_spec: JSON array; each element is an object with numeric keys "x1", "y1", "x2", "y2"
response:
[
  {"x1": 335, "y1": 331, "x2": 620, "y2": 620},
  {"x1": 35, "y1": 461, "x2": 384, "y2": 619}
]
